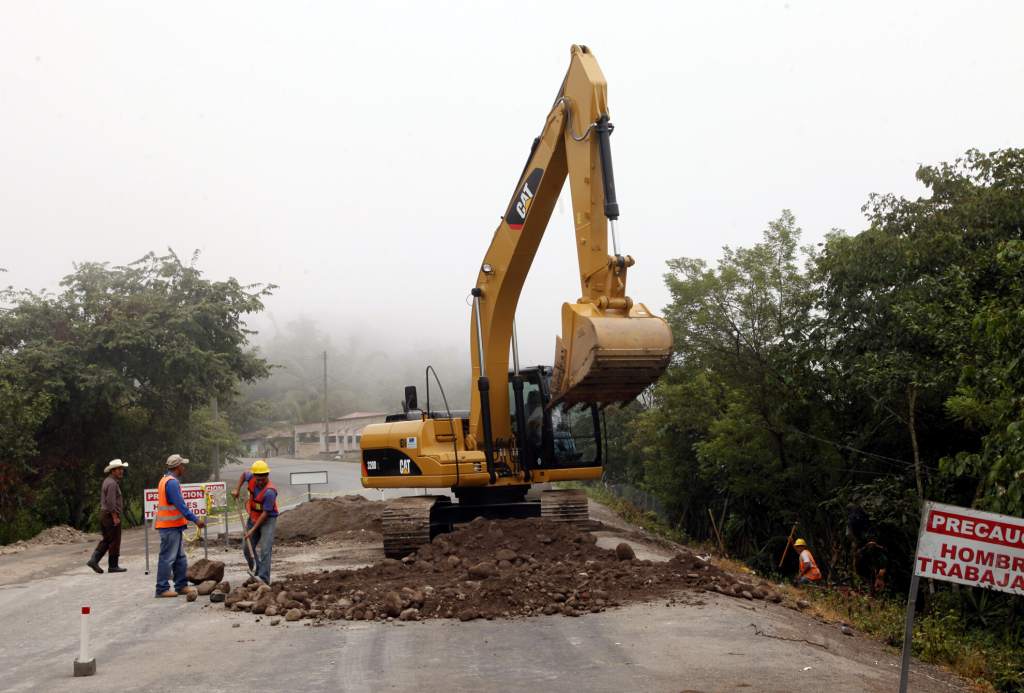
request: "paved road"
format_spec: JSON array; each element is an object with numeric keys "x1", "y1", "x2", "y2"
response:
[
  {"x1": 0, "y1": 565, "x2": 966, "y2": 693},
  {"x1": 0, "y1": 461, "x2": 969, "y2": 692}
]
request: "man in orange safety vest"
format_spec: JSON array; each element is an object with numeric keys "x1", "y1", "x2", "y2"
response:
[
  {"x1": 794, "y1": 538, "x2": 822, "y2": 585},
  {"x1": 232, "y1": 459, "x2": 279, "y2": 584},
  {"x1": 154, "y1": 454, "x2": 205, "y2": 598}
]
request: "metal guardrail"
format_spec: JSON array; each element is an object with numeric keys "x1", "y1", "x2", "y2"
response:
[{"x1": 601, "y1": 481, "x2": 669, "y2": 522}]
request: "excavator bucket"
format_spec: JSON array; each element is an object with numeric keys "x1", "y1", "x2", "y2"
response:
[{"x1": 550, "y1": 301, "x2": 673, "y2": 407}]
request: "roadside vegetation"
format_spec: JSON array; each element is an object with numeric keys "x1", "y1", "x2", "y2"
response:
[
  {"x1": 585, "y1": 485, "x2": 1023, "y2": 692},
  {"x1": 0, "y1": 251, "x2": 272, "y2": 543},
  {"x1": 590, "y1": 148, "x2": 1024, "y2": 692}
]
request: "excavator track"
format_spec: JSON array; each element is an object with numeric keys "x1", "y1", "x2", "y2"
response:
[
  {"x1": 382, "y1": 496, "x2": 441, "y2": 558},
  {"x1": 539, "y1": 489, "x2": 589, "y2": 524}
]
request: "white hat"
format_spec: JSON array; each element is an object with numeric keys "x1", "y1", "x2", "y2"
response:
[
  {"x1": 166, "y1": 453, "x2": 190, "y2": 468},
  {"x1": 104, "y1": 459, "x2": 129, "y2": 474}
]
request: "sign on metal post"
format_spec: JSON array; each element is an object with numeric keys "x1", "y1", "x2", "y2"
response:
[
  {"x1": 900, "y1": 501, "x2": 1024, "y2": 691},
  {"x1": 290, "y1": 470, "x2": 328, "y2": 502},
  {"x1": 144, "y1": 482, "x2": 227, "y2": 521},
  {"x1": 914, "y1": 501, "x2": 1024, "y2": 593},
  {"x1": 143, "y1": 481, "x2": 228, "y2": 570}
]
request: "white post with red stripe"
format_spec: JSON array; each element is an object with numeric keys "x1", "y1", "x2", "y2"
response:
[{"x1": 73, "y1": 605, "x2": 96, "y2": 677}]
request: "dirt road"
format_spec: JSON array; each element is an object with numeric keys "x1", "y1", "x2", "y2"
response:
[{"x1": 0, "y1": 465, "x2": 969, "y2": 692}]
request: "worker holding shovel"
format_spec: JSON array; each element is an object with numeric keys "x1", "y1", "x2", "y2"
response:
[{"x1": 231, "y1": 460, "x2": 279, "y2": 584}]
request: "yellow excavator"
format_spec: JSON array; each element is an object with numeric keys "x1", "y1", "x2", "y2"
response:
[{"x1": 360, "y1": 45, "x2": 673, "y2": 556}]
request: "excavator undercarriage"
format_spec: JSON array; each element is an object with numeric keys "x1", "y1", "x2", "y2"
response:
[{"x1": 380, "y1": 489, "x2": 589, "y2": 559}]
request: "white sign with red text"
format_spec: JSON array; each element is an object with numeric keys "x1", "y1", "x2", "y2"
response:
[
  {"x1": 914, "y1": 501, "x2": 1024, "y2": 595},
  {"x1": 144, "y1": 481, "x2": 227, "y2": 521}
]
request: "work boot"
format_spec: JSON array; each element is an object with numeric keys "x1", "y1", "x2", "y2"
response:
[
  {"x1": 86, "y1": 550, "x2": 104, "y2": 574},
  {"x1": 156, "y1": 590, "x2": 178, "y2": 598},
  {"x1": 107, "y1": 555, "x2": 127, "y2": 573}
]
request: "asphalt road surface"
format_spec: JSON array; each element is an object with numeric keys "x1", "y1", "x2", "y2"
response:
[{"x1": 0, "y1": 458, "x2": 970, "y2": 693}]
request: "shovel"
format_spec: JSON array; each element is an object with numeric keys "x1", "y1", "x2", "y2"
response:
[{"x1": 236, "y1": 502, "x2": 261, "y2": 581}]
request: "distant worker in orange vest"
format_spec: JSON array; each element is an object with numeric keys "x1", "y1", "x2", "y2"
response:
[
  {"x1": 793, "y1": 538, "x2": 822, "y2": 585},
  {"x1": 154, "y1": 454, "x2": 205, "y2": 598},
  {"x1": 231, "y1": 459, "x2": 279, "y2": 584}
]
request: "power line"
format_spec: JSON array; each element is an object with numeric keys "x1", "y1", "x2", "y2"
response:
[{"x1": 787, "y1": 426, "x2": 944, "y2": 473}]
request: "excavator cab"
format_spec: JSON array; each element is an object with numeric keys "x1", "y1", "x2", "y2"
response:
[{"x1": 509, "y1": 366, "x2": 601, "y2": 471}]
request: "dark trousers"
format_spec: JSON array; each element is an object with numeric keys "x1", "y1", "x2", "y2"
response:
[{"x1": 94, "y1": 511, "x2": 122, "y2": 566}]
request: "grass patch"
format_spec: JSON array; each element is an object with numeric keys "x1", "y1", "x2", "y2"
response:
[{"x1": 807, "y1": 588, "x2": 1024, "y2": 692}]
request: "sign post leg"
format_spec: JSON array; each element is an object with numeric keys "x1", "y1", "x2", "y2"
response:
[
  {"x1": 144, "y1": 518, "x2": 150, "y2": 575},
  {"x1": 224, "y1": 504, "x2": 229, "y2": 552},
  {"x1": 203, "y1": 521, "x2": 208, "y2": 560},
  {"x1": 898, "y1": 573, "x2": 921, "y2": 693},
  {"x1": 308, "y1": 484, "x2": 312, "y2": 502}
]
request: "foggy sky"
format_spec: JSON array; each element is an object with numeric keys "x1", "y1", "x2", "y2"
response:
[{"x1": 2, "y1": 1, "x2": 1022, "y2": 377}]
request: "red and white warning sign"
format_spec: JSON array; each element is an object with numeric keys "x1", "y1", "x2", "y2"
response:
[
  {"x1": 144, "y1": 481, "x2": 227, "y2": 521},
  {"x1": 914, "y1": 501, "x2": 1024, "y2": 595}
]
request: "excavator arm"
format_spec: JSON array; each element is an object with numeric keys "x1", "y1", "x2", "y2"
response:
[{"x1": 468, "y1": 45, "x2": 673, "y2": 465}]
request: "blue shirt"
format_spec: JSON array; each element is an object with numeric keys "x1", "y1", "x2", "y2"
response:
[
  {"x1": 162, "y1": 473, "x2": 200, "y2": 525},
  {"x1": 244, "y1": 471, "x2": 279, "y2": 517}
]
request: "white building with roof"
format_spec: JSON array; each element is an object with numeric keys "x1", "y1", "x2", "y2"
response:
[{"x1": 293, "y1": 411, "x2": 387, "y2": 458}]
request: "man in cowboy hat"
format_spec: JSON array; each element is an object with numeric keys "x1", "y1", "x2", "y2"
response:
[
  {"x1": 154, "y1": 454, "x2": 205, "y2": 598},
  {"x1": 87, "y1": 459, "x2": 129, "y2": 574}
]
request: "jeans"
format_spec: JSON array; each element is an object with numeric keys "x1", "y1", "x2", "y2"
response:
[
  {"x1": 243, "y1": 516, "x2": 277, "y2": 584},
  {"x1": 155, "y1": 527, "x2": 188, "y2": 595}
]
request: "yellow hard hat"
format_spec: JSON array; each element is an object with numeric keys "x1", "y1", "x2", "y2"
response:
[
  {"x1": 251, "y1": 459, "x2": 270, "y2": 475},
  {"x1": 794, "y1": 538, "x2": 808, "y2": 547}
]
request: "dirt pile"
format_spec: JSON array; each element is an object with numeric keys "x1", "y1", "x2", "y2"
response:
[
  {"x1": 222, "y1": 517, "x2": 784, "y2": 623},
  {"x1": 0, "y1": 525, "x2": 92, "y2": 555},
  {"x1": 275, "y1": 495, "x2": 382, "y2": 543}
]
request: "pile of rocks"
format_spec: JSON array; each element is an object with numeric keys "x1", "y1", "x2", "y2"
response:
[
  {"x1": 218, "y1": 517, "x2": 786, "y2": 624},
  {"x1": 1, "y1": 525, "x2": 93, "y2": 555}
]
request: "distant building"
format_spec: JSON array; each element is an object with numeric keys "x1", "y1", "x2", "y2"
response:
[
  {"x1": 239, "y1": 426, "x2": 295, "y2": 458},
  {"x1": 293, "y1": 411, "x2": 387, "y2": 458}
]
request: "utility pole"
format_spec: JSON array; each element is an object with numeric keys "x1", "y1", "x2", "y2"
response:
[
  {"x1": 322, "y1": 350, "x2": 329, "y2": 453},
  {"x1": 212, "y1": 396, "x2": 220, "y2": 481}
]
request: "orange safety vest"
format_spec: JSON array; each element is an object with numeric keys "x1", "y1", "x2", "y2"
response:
[
  {"x1": 247, "y1": 477, "x2": 278, "y2": 524},
  {"x1": 155, "y1": 475, "x2": 187, "y2": 529},
  {"x1": 799, "y1": 548, "x2": 822, "y2": 581}
]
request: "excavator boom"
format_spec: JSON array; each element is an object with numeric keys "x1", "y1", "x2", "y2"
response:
[{"x1": 469, "y1": 44, "x2": 672, "y2": 448}]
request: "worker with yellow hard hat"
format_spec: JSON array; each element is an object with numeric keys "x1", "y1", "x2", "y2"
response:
[
  {"x1": 793, "y1": 538, "x2": 822, "y2": 585},
  {"x1": 232, "y1": 460, "x2": 279, "y2": 583}
]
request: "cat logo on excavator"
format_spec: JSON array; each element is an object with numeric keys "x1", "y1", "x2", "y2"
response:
[{"x1": 506, "y1": 168, "x2": 544, "y2": 231}]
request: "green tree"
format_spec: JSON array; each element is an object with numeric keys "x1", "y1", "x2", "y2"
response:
[
  {"x1": 647, "y1": 211, "x2": 838, "y2": 562},
  {"x1": 0, "y1": 251, "x2": 272, "y2": 539},
  {"x1": 944, "y1": 239, "x2": 1024, "y2": 515},
  {"x1": 817, "y1": 149, "x2": 1024, "y2": 511}
]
